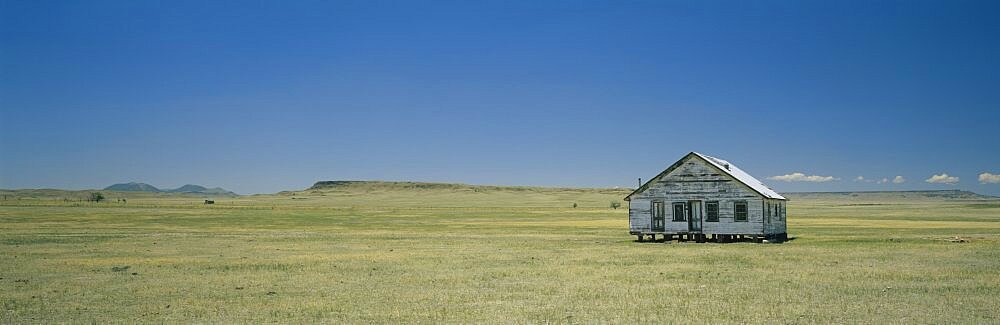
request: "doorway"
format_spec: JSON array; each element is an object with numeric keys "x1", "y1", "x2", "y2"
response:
[
  {"x1": 688, "y1": 200, "x2": 702, "y2": 232},
  {"x1": 651, "y1": 201, "x2": 665, "y2": 232}
]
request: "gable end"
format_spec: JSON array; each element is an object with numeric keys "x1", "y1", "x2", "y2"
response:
[{"x1": 624, "y1": 152, "x2": 785, "y2": 201}]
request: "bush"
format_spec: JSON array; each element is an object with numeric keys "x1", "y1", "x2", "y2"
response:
[
  {"x1": 609, "y1": 201, "x2": 621, "y2": 209},
  {"x1": 88, "y1": 192, "x2": 105, "y2": 202}
]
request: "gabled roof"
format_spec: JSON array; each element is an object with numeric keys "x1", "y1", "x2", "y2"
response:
[{"x1": 624, "y1": 152, "x2": 786, "y2": 201}]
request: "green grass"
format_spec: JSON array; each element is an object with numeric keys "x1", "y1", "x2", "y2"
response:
[{"x1": 1, "y1": 186, "x2": 999, "y2": 323}]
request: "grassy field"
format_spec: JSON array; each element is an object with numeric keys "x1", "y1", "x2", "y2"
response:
[{"x1": 1, "y1": 183, "x2": 999, "y2": 323}]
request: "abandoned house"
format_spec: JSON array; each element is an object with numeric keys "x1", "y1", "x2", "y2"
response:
[{"x1": 624, "y1": 152, "x2": 787, "y2": 242}]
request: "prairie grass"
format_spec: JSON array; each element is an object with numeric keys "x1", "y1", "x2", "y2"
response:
[{"x1": 0, "y1": 187, "x2": 998, "y2": 323}]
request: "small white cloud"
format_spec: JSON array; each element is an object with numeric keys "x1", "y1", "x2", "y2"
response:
[
  {"x1": 980, "y1": 172, "x2": 1000, "y2": 184},
  {"x1": 892, "y1": 176, "x2": 906, "y2": 184},
  {"x1": 877, "y1": 178, "x2": 889, "y2": 184},
  {"x1": 925, "y1": 173, "x2": 959, "y2": 185},
  {"x1": 768, "y1": 172, "x2": 838, "y2": 182},
  {"x1": 854, "y1": 176, "x2": 876, "y2": 183}
]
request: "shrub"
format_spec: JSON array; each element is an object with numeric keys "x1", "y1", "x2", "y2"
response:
[{"x1": 88, "y1": 192, "x2": 105, "y2": 202}]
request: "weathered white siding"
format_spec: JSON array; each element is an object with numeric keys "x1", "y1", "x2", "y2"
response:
[
  {"x1": 702, "y1": 199, "x2": 764, "y2": 234},
  {"x1": 628, "y1": 155, "x2": 780, "y2": 235},
  {"x1": 628, "y1": 198, "x2": 652, "y2": 232},
  {"x1": 761, "y1": 199, "x2": 788, "y2": 235}
]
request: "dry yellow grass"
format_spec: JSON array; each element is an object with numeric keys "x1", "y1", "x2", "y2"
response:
[{"x1": 1, "y1": 187, "x2": 998, "y2": 323}]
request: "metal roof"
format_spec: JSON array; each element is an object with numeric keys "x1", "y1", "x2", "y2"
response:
[
  {"x1": 625, "y1": 152, "x2": 787, "y2": 201},
  {"x1": 692, "y1": 152, "x2": 786, "y2": 200}
]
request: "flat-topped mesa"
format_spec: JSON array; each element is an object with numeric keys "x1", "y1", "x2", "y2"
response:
[
  {"x1": 308, "y1": 181, "x2": 366, "y2": 189},
  {"x1": 308, "y1": 181, "x2": 471, "y2": 191}
]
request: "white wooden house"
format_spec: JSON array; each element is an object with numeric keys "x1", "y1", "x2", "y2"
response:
[{"x1": 625, "y1": 152, "x2": 787, "y2": 242}]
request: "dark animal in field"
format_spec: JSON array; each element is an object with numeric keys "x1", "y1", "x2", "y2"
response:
[{"x1": 204, "y1": 200, "x2": 215, "y2": 204}]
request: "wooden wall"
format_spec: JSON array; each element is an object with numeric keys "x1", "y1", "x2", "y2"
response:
[{"x1": 762, "y1": 199, "x2": 788, "y2": 235}]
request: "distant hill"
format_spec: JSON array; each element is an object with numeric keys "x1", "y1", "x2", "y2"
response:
[
  {"x1": 280, "y1": 180, "x2": 633, "y2": 208},
  {"x1": 3, "y1": 182, "x2": 996, "y2": 208},
  {"x1": 784, "y1": 190, "x2": 996, "y2": 200},
  {"x1": 264, "y1": 181, "x2": 991, "y2": 208},
  {"x1": 169, "y1": 184, "x2": 207, "y2": 193},
  {"x1": 167, "y1": 184, "x2": 236, "y2": 196},
  {"x1": 103, "y1": 182, "x2": 236, "y2": 196},
  {"x1": 104, "y1": 182, "x2": 161, "y2": 192},
  {"x1": 307, "y1": 180, "x2": 628, "y2": 193},
  {"x1": 306, "y1": 181, "x2": 999, "y2": 200}
]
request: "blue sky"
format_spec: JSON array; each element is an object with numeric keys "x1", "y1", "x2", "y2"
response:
[{"x1": 1, "y1": 0, "x2": 998, "y2": 195}]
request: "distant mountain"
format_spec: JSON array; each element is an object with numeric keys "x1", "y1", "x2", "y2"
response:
[
  {"x1": 104, "y1": 182, "x2": 161, "y2": 192},
  {"x1": 169, "y1": 184, "x2": 208, "y2": 193},
  {"x1": 103, "y1": 182, "x2": 236, "y2": 196},
  {"x1": 166, "y1": 185, "x2": 236, "y2": 196}
]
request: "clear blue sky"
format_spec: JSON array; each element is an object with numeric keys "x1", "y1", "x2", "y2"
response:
[{"x1": 2, "y1": 0, "x2": 998, "y2": 195}]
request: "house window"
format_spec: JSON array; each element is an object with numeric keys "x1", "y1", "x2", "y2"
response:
[
  {"x1": 734, "y1": 201, "x2": 748, "y2": 222},
  {"x1": 706, "y1": 201, "x2": 719, "y2": 222},
  {"x1": 766, "y1": 202, "x2": 771, "y2": 223},
  {"x1": 672, "y1": 202, "x2": 686, "y2": 221}
]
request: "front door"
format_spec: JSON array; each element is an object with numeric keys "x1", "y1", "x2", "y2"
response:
[
  {"x1": 651, "y1": 201, "x2": 665, "y2": 232},
  {"x1": 688, "y1": 200, "x2": 702, "y2": 232}
]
